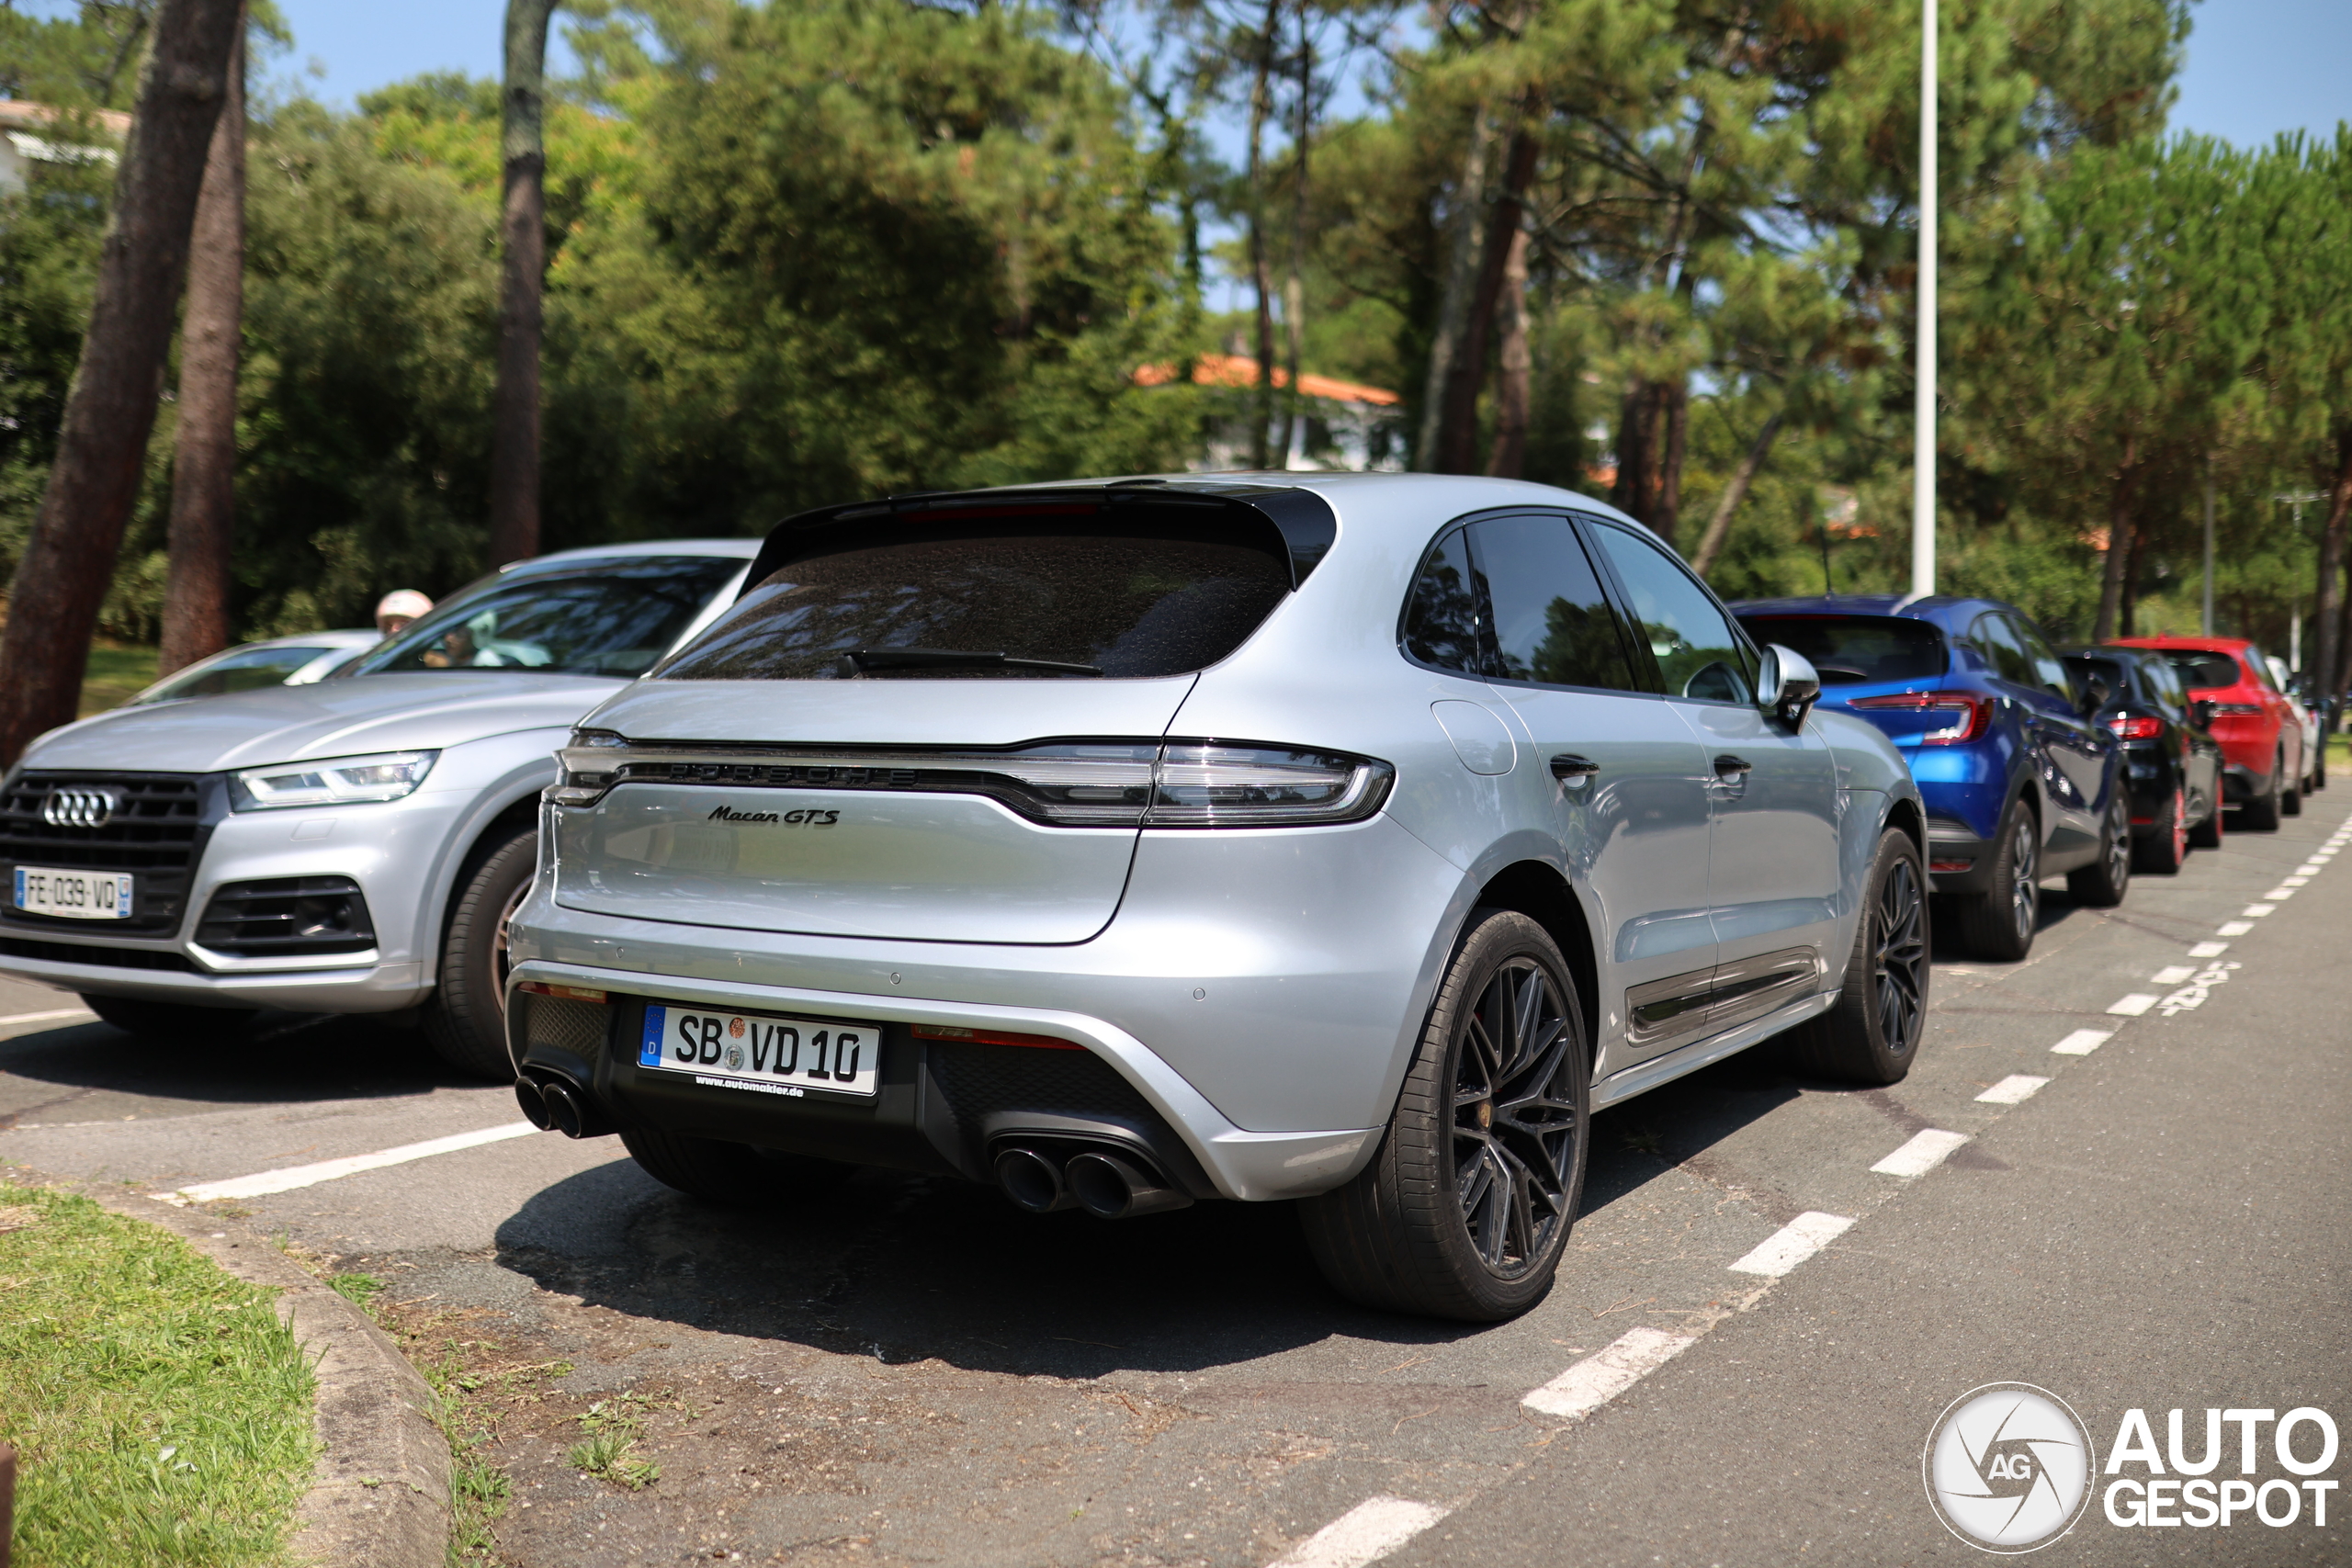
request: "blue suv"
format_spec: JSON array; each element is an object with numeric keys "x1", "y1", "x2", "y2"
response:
[{"x1": 1729, "y1": 594, "x2": 2130, "y2": 961}]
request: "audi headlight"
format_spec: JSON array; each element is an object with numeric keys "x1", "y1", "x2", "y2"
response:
[{"x1": 230, "y1": 750, "x2": 439, "y2": 810}]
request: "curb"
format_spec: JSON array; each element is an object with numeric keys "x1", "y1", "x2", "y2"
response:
[{"x1": 7, "y1": 1168, "x2": 450, "y2": 1567}]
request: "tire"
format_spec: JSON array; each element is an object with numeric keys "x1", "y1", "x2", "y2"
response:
[
  {"x1": 80, "y1": 993, "x2": 256, "y2": 1041},
  {"x1": 1300, "y1": 908, "x2": 1589, "y2": 1322},
  {"x1": 2241, "y1": 756, "x2": 2283, "y2": 832},
  {"x1": 1954, "y1": 797, "x2": 2040, "y2": 962},
  {"x1": 2282, "y1": 760, "x2": 2302, "y2": 817},
  {"x1": 2188, "y1": 788, "x2": 2224, "y2": 850},
  {"x1": 2066, "y1": 793, "x2": 2133, "y2": 907},
  {"x1": 1781, "y1": 829, "x2": 1929, "y2": 1085},
  {"x1": 621, "y1": 1127, "x2": 851, "y2": 1206},
  {"x1": 422, "y1": 824, "x2": 536, "y2": 1080},
  {"x1": 2133, "y1": 785, "x2": 2188, "y2": 875}
]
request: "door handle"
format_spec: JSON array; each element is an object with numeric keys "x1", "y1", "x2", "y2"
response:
[
  {"x1": 1549, "y1": 753, "x2": 1600, "y2": 782},
  {"x1": 1713, "y1": 754, "x2": 1754, "y2": 778}
]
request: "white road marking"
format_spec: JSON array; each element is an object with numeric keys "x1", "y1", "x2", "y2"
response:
[
  {"x1": 2216, "y1": 920, "x2": 2255, "y2": 936},
  {"x1": 1870, "y1": 1129, "x2": 1970, "y2": 1176},
  {"x1": 1266, "y1": 1498, "x2": 1452, "y2": 1568},
  {"x1": 166, "y1": 1122, "x2": 542, "y2": 1204},
  {"x1": 2150, "y1": 965, "x2": 2197, "y2": 986},
  {"x1": 1726, "y1": 1212, "x2": 1855, "y2": 1278},
  {"x1": 2188, "y1": 941, "x2": 2231, "y2": 958},
  {"x1": 1977, "y1": 1075, "x2": 2050, "y2": 1105},
  {"x1": 2107, "y1": 994, "x2": 2158, "y2": 1017},
  {"x1": 2243, "y1": 904, "x2": 2278, "y2": 917},
  {"x1": 2295, "y1": 864, "x2": 2324, "y2": 874},
  {"x1": 2052, "y1": 1028, "x2": 2113, "y2": 1055},
  {"x1": 1521, "y1": 1325, "x2": 1700, "y2": 1419},
  {"x1": 2263, "y1": 887, "x2": 2298, "y2": 900},
  {"x1": 0, "y1": 1008, "x2": 97, "y2": 1027},
  {"x1": 2281, "y1": 876, "x2": 2311, "y2": 886}
]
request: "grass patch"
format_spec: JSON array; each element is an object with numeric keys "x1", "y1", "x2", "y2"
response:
[
  {"x1": 566, "y1": 1395, "x2": 662, "y2": 1491},
  {"x1": 0, "y1": 1183, "x2": 317, "y2": 1567},
  {"x1": 79, "y1": 639, "x2": 159, "y2": 716}
]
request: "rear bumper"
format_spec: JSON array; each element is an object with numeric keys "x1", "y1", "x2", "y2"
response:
[
  {"x1": 2222, "y1": 761, "x2": 2272, "y2": 802},
  {"x1": 1923, "y1": 818, "x2": 1996, "y2": 893}
]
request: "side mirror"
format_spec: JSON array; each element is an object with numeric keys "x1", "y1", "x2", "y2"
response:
[
  {"x1": 2190, "y1": 698, "x2": 2217, "y2": 729},
  {"x1": 2077, "y1": 675, "x2": 2109, "y2": 716},
  {"x1": 1757, "y1": 643, "x2": 1821, "y2": 729}
]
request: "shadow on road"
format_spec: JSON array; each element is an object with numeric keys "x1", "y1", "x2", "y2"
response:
[{"x1": 0, "y1": 1009, "x2": 469, "y2": 1111}]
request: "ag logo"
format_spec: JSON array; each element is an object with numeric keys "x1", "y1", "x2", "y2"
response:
[{"x1": 1924, "y1": 1383, "x2": 2097, "y2": 1552}]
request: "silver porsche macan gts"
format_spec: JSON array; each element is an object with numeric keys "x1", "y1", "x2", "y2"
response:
[{"x1": 505, "y1": 474, "x2": 1929, "y2": 1320}]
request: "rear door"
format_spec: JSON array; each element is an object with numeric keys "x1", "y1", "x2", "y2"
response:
[
  {"x1": 1581, "y1": 517, "x2": 1840, "y2": 1028},
  {"x1": 1456, "y1": 513, "x2": 1717, "y2": 1066},
  {"x1": 1984, "y1": 613, "x2": 2105, "y2": 857}
]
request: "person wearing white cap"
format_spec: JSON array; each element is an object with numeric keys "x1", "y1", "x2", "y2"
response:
[{"x1": 374, "y1": 589, "x2": 434, "y2": 638}]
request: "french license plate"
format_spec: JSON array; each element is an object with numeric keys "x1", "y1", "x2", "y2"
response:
[
  {"x1": 13, "y1": 864, "x2": 134, "y2": 920},
  {"x1": 638, "y1": 1003, "x2": 879, "y2": 1100}
]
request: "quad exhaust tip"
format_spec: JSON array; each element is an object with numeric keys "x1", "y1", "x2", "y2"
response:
[
  {"x1": 993, "y1": 1144, "x2": 1193, "y2": 1219},
  {"x1": 515, "y1": 1071, "x2": 611, "y2": 1139}
]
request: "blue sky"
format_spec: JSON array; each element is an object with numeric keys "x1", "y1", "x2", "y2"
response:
[{"x1": 251, "y1": 0, "x2": 2349, "y2": 150}]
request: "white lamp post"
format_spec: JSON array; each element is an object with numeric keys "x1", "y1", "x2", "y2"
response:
[{"x1": 1910, "y1": 0, "x2": 1938, "y2": 603}]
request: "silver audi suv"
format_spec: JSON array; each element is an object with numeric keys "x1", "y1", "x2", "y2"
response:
[{"x1": 506, "y1": 476, "x2": 1928, "y2": 1319}]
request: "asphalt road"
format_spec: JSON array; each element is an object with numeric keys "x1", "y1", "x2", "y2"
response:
[{"x1": 2, "y1": 798, "x2": 2345, "y2": 1566}]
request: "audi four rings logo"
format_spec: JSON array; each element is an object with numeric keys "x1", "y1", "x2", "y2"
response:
[{"x1": 41, "y1": 786, "x2": 119, "y2": 829}]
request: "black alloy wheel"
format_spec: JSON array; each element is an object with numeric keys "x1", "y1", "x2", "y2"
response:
[
  {"x1": 1302, "y1": 908, "x2": 1589, "y2": 1321},
  {"x1": 1784, "y1": 828, "x2": 1930, "y2": 1085},
  {"x1": 1954, "y1": 798, "x2": 2040, "y2": 962},
  {"x1": 2067, "y1": 794, "x2": 2132, "y2": 907},
  {"x1": 1449, "y1": 956, "x2": 1584, "y2": 1277}
]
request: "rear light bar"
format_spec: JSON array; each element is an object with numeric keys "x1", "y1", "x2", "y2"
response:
[
  {"x1": 518, "y1": 980, "x2": 608, "y2": 1004},
  {"x1": 1847, "y1": 691, "x2": 1994, "y2": 745},
  {"x1": 910, "y1": 1022, "x2": 1084, "y2": 1051},
  {"x1": 550, "y1": 731, "x2": 1395, "y2": 829},
  {"x1": 2105, "y1": 715, "x2": 2164, "y2": 740}
]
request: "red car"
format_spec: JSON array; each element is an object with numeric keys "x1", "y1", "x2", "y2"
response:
[{"x1": 2109, "y1": 637, "x2": 2306, "y2": 829}]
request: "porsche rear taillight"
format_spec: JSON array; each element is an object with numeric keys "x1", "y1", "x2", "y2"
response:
[{"x1": 1848, "y1": 692, "x2": 1995, "y2": 745}]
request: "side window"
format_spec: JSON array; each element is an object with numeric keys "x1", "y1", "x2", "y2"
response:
[
  {"x1": 1587, "y1": 521, "x2": 1756, "y2": 704},
  {"x1": 2007, "y1": 615, "x2": 2074, "y2": 703},
  {"x1": 2244, "y1": 648, "x2": 2278, "y2": 691},
  {"x1": 1401, "y1": 525, "x2": 1484, "y2": 676},
  {"x1": 1468, "y1": 514, "x2": 1638, "y2": 692},
  {"x1": 1969, "y1": 614, "x2": 2038, "y2": 689}
]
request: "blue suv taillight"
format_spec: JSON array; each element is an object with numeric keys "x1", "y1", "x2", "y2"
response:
[{"x1": 1848, "y1": 691, "x2": 1994, "y2": 745}]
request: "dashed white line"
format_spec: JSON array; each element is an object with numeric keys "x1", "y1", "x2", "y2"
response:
[
  {"x1": 2150, "y1": 965, "x2": 2197, "y2": 986},
  {"x1": 1521, "y1": 1325, "x2": 1699, "y2": 1418},
  {"x1": 2052, "y1": 1028, "x2": 2113, "y2": 1055},
  {"x1": 1266, "y1": 1497, "x2": 1451, "y2": 1568},
  {"x1": 2188, "y1": 941, "x2": 2231, "y2": 958},
  {"x1": 2216, "y1": 920, "x2": 2255, "y2": 937},
  {"x1": 0, "y1": 1007, "x2": 96, "y2": 1027},
  {"x1": 1871, "y1": 1129, "x2": 1971, "y2": 1176},
  {"x1": 2243, "y1": 904, "x2": 2278, "y2": 918},
  {"x1": 1977, "y1": 1075, "x2": 2050, "y2": 1105},
  {"x1": 166, "y1": 1122, "x2": 541, "y2": 1204},
  {"x1": 2107, "y1": 994, "x2": 2158, "y2": 1017},
  {"x1": 1726, "y1": 1211, "x2": 1854, "y2": 1278},
  {"x1": 2263, "y1": 887, "x2": 2299, "y2": 900}
]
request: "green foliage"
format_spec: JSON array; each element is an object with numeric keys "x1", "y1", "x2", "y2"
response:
[{"x1": 0, "y1": 1184, "x2": 316, "y2": 1567}]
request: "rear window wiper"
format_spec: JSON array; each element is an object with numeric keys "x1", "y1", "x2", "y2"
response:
[{"x1": 835, "y1": 648, "x2": 1103, "y2": 678}]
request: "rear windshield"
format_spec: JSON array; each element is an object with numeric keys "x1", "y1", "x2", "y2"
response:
[
  {"x1": 2166, "y1": 651, "x2": 2243, "y2": 691},
  {"x1": 659, "y1": 511, "x2": 1292, "y2": 681},
  {"x1": 2068, "y1": 655, "x2": 2130, "y2": 703},
  {"x1": 351, "y1": 557, "x2": 742, "y2": 679},
  {"x1": 138, "y1": 644, "x2": 338, "y2": 703},
  {"x1": 1735, "y1": 615, "x2": 1946, "y2": 686}
]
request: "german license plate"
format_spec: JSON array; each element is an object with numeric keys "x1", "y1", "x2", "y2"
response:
[
  {"x1": 638, "y1": 1003, "x2": 879, "y2": 1100},
  {"x1": 13, "y1": 864, "x2": 134, "y2": 920}
]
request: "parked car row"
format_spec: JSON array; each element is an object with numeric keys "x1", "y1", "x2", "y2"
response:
[{"x1": 0, "y1": 474, "x2": 2313, "y2": 1319}]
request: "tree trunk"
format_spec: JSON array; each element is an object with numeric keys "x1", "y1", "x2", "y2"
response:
[
  {"x1": 1655, "y1": 379, "x2": 1688, "y2": 547},
  {"x1": 2311, "y1": 424, "x2": 2352, "y2": 725},
  {"x1": 157, "y1": 17, "x2": 243, "y2": 678},
  {"x1": 488, "y1": 0, "x2": 559, "y2": 568},
  {"x1": 2093, "y1": 440, "x2": 2137, "y2": 642},
  {"x1": 0, "y1": 0, "x2": 244, "y2": 766},
  {"x1": 1243, "y1": 0, "x2": 1280, "y2": 469},
  {"x1": 1435, "y1": 123, "x2": 1536, "y2": 474},
  {"x1": 1612, "y1": 378, "x2": 1690, "y2": 543},
  {"x1": 1416, "y1": 106, "x2": 1499, "y2": 471},
  {"x1": 1275, "y1": 6, "x2": 1310, "y2": 468},
  {"x1": 1485, "y1": 223, "x2": 1532, "y2": 479},
  {"x1": 2120, "y1": 514, "x2": 2148, "y2": 637},
  {"x1": 1690, "y1": 408, "x2": 1784, "y2": 576}
]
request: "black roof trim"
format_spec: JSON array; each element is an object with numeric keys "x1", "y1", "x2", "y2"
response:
[{"x1": 737, "y1": 483, "x2": 1339, "y2": 598}]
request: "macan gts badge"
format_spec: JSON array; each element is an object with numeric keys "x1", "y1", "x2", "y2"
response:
[{"x1": 504, "y1": 473, "x2": 1932, "y2": 1320}]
